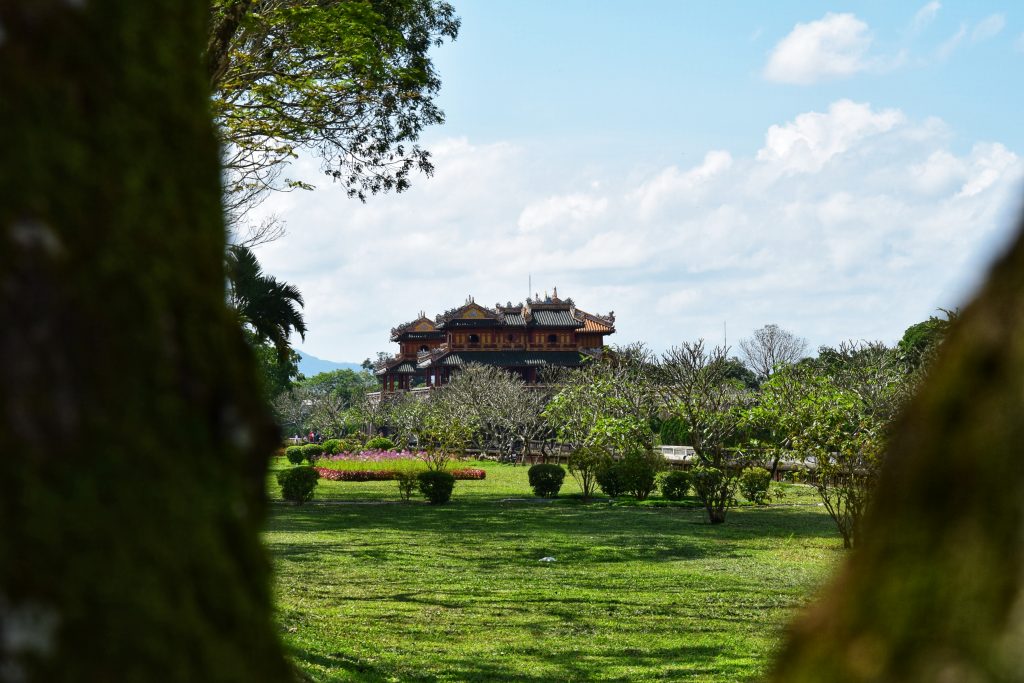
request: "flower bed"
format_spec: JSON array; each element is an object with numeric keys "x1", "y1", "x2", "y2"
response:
[
  {"x1": 312, "y1": 451, "x2": 487, "y2": 482},
  {"x1": 450, "y1": 468, "x2": 486, "y2": 480},
  {"x1": 313, "y1": 467, "x2": 485, "y2": 481}
]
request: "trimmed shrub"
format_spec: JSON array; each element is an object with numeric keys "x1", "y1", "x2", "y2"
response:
[
  {"x1": 322, "y1": 438, "x2": 342, "y2": 455},
  {"x1": 337, "y1": 436, "x2": 365, "y2": 453},
  {"x1": 660, "y1": 470, "x2": 691, "y2": 500},
  {"x1": 528, "y1": 464, "x2": 566, "y2": 497},
  {"x1": 618, "y1": 450, "x2": 664, "y2": 500},
  {"x1": 315, "y1": 468, "x2": 398, "y2": 481},
  {"x1": 739, "y1": 466, "x2": 772, "y2": 504},
  {"x1": 396, "y1": 471, "x2": 418, "y2": 501},
  {"x1": 302, "y1": 443, "x2": 324, "y2": 461},
  {"x1": 418, "y1": 470, "x2": 456, "y2": 504},
  {"x1": 365, "y1": 436, "x2": 395, "y2": 451},
  {"x1": 596, "y1": 459, "x2": 626, "y2": 498},
  {"x1": 277, "y1": 466, "x2": 319, "y2": 504},
  {"x1": 285, "y1": 445, "x2": 305, "y2": 465}
]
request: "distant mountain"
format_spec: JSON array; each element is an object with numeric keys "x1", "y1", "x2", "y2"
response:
[{"x1": 296, "y1": 349, "x2": 364, "y2": 377}]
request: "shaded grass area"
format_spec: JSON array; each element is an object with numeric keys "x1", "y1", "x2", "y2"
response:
[{"x1": 265, "y1": 460, "x2": 840, "y2": 681}]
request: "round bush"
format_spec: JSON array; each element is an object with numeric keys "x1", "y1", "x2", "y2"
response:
[
  {"x1": 528, "y1": 464, "x2": 566, "y2": 497},
  {"x1": 365, "y1": 436, "x2": 395, "y2": 451},
  {"x1": 277, "y1": 466, "x2": 319, "y2": 504},
  {"x1": 739, "y1": 466, "x2": 772, "y2": 504},
  {"x1": 418, "y1": 470, "x2": 456, "y2": 504},
  {"x1": 321, "y1": 438, "x2": 342, "y2": 455},
  {"x1": 596, "y1": 459, "x2": 625, "y2": 498},
  {"x1": 285, "y1": 445, "x2": 305, "y2": 465},
  {"x1": 336, "y1": 436, "x2": 365, "y2": 453},
  {"x1": 618, "y1": 450, "x2": 663, "y2": 500},
  {"x1": 660, "y1": 470, "x2": 691, "y2": 500},
  {"x1": 301, "y1": 443, "x2": 324, "y2": 461},
  {"x1": 691, "y1": 465, "x2": 726, "y2": 501}
]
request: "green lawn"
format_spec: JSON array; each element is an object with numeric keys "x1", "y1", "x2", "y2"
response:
[{"x1": 264, "y1": 458, "x2": 842, "y2": 682}]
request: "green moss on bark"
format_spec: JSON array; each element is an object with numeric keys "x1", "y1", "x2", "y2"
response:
[{"x1": 0, "y1": 2, "x2": 292, "y2": 680}]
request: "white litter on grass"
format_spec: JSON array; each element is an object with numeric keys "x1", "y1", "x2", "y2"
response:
[{"x1": 538, "y1": 557, "x2": 556, "y2": 563}]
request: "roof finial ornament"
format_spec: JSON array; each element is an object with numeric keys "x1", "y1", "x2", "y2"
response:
[{"x1": 552, "y1": 286, "x2": 558, "y2": 300}]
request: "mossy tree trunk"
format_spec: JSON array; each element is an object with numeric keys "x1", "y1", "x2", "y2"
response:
[
  {"x1": 770, "y1": 214, "x2": 1024, "y2": 681},
  {"x1": 0, "y1": 2, "x2": 292, "y2": 680}
]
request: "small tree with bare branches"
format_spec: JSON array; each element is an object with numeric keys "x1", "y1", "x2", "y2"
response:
[{"x1": 739, "y1": 323, "x2": 807, "y2": 381}]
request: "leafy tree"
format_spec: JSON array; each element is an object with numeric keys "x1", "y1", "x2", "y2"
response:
[
  {"x1": 0, "y1": 1, "x2": 290, "y2": 679},
  {"x1": 568, "y1": 444, "x2": 607, "y2": 501},
  {"x1": 723, "y1": 356, "x2": 760, "y2": 389},
  {"x1": 659, "y1": 341, "x2": 752, "y2": 523},
  {"x1": 245, "y1": 329, "x2": 301, "y2": 400},
  {"x1": 543, "y1": 344, "x2": 658, "y2": 452},
  {"x1": 742, "y1": 362, "x2": 818, "y2": 479},
  {"x1": 298, "y1": 368, "x2": 377, "y2": 409},
  {"x1": 739, "y1": 323, "x2": 807, "y2": 380},
  {"x1": 756, "y1": 342, "x2": 908, "y2": 548},
  {"x1": 440, "y1": 364, "x2": 551, "y2": 461},
  {"x1": 896, "y1": 308, "x2": 959, "y2": 372},
  {"x1": 226, "y1": 243, "x2": 306, "y2": 358},
  {"x1": 208, "y1": 0, "x2": 461, "y2": 223},
  {"x1": 417, "y1": 391, "x2": 473, "y2": 470}
]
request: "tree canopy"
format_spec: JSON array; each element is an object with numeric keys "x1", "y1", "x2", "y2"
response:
[{"x1": 208, "y1": 0, "x2": 460, "y2": 222}]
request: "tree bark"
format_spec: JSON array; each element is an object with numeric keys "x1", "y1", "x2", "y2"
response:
[
  {"x1": 0, "y1": 2, "x2": 291, "y2": 681},
  {"x1": 770, "y1": 210, "x2": 1024, "y2": 681}
]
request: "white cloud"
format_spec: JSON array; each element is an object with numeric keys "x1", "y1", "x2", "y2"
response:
[
  {"x1": 251, "y1": 103, "x2": 1023, "y2": 362},
  {"x1": 764, "y1": 13, "x2": 873, "y2": 84},
  {"x1": 518, "y1": 194, "x2": 608, "y2": 234},
  {"x1": 972, "y1": 14, "x2": 1005, "y2": 43},
  {"x1": 756, "y1": 100, "x2": 904, "y2": 173},
  {"x1": 936, "y1": 24, "x2": 967, "y2": 60},
  {"x1": 912, "y1": 2, "x2": 941, "y2": 32}
]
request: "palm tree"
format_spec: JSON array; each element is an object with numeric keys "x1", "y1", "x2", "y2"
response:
[{"x1": 226, "y1": 244, "x2": 307, "y2": 359}]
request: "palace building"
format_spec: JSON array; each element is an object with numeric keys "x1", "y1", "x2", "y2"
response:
[{"x1": 376, "y1": 289, "x2": 615, "y2": 393}]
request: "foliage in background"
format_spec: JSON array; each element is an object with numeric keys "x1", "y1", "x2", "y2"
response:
[
  {"x1": 660, "y1": 470, "x2": 691, "y2": 501},
  {"x1": 543, "y1": 343, "x2": 658, "y2": 453},
  {"x1": 896, "y1": 308, "x2": 959, "y2": 374},
  {"x1": 438, "y1": 364, "x2": 551, "y2": 460},
  {"x1": 753, "y1": 341, "x2": 909, "y2": 548},
  {"x1": 739, "y1": 323, "x2": 808, "y2": 381}
]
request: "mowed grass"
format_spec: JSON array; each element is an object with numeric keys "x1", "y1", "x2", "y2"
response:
[{"x1": 264, "y1": 458, "x2": 842, "y2": 682}]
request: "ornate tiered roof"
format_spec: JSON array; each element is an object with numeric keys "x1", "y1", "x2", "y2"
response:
[
  {"x1": 420, "y1": 291, "x2": 614, "y2": 333},
  {"x1": 390, "y1": 312, "x2": 445, "y2": 341}
]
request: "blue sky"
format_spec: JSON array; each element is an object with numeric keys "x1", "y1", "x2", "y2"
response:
[{"x1": 254, "y1": 1, "x2": 1024, "y2": 363}]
